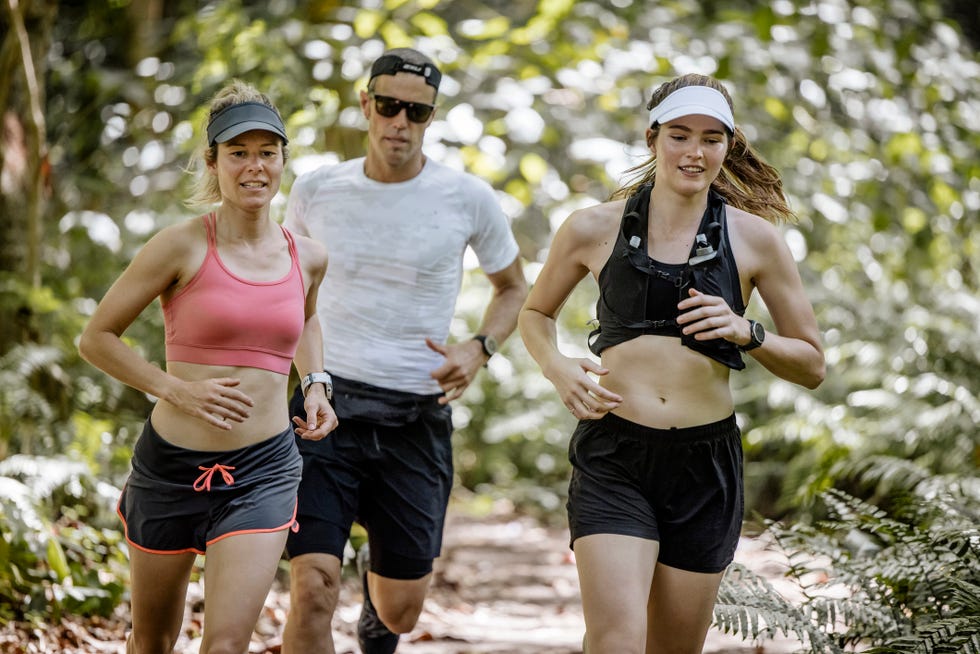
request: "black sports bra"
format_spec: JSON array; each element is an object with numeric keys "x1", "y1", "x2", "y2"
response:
[
  {"x1": 644, "y1": 258, "x2": 685, "y2": 324},
  {"x1": 588, "y1": 183, "x2": 748, "y2": 370}
]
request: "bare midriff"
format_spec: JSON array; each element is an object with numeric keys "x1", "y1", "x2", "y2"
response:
[
  {"x1": 150, "y1": 361, "x2": 291, "y2": 451},
  {"x1": 598, "y1": 335, "x2": 733, "y2": 429}
]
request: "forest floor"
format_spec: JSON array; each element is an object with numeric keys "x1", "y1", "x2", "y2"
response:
[{"x1": 1, "y1": 503, "x2": 806, "y2": 654}]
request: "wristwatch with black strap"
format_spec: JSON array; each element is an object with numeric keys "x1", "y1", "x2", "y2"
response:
[
  {"x1": 301, "y1": 371, "x2": 333, "y2": 400},
  {"x1": 739, "y1": 319, "x2": 765, "y2": 352},
  {"x1": 472, "y1": 334, "x2": 498, "y2": 366}
]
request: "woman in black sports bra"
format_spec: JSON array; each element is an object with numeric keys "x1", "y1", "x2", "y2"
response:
[{"x1": 519, "y1": 73, "x2": 824, "y2": 654}]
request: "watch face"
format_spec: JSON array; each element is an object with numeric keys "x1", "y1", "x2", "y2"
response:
[
  {"x1": 752, "y1": 321, "x2": 765, "y2": 344},
  {"x1": 478, "y1": 334, "x2": 498, "y2": 356}
]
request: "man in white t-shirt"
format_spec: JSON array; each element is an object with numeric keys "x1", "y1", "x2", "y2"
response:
[{"x1": 281, "y1": 48, "x2": 527, "y2": 654}]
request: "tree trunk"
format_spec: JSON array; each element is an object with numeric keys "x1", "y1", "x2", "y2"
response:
[
  {"x1": 0, "y1": 0, "x2": 55, "y2": 352},
  {"x1": 126, "y1": 0, "x2": 163, "y2": 65}
]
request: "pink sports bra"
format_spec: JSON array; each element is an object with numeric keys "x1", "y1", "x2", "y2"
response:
[{"x1": 163, "y1": 213, "x2": 306, "y2": 375}]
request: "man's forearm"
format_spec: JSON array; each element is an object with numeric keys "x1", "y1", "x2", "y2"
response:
[{"x1": 476, "y1": 258, "x2": 528, "y2": 344}]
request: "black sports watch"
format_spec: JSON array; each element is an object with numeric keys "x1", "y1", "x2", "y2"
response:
[
  {"x1": 473, "y1": 334, "x2": 498, "y2": 359},
  {"x1": 739, "y1": 320, "x2": 765, "y2": 352},
  {"x1": 301, "y1": 372, "x2": 333, "y2": 399}
]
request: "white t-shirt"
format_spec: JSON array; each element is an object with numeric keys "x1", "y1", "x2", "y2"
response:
[{"x1": 285, "y1": 157, "x2": 520, "y2": 394}]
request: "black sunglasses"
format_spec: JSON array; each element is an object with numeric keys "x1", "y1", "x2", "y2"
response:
[{"x1": 369, "y1": 93, "x2": 436, "y2": 123}]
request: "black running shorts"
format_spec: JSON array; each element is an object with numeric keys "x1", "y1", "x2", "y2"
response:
[
  {"x1": 286, "y1": 377, "x2": 453, "y2": 580},
  {"x1": 567, "y1": 412, "x2": 743, "y2": 574}
]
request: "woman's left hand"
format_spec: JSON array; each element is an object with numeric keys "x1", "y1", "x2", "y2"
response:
[
  {"x1": 292, "y1": 388, "x2": 339, "y2": 441},
  {"x1": 676, "y1": 288, "x2": 750, "y2": 346}
]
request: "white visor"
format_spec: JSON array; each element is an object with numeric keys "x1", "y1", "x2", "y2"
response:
[{"x1": 648, "y1": 86, "x2": 735, "y2": 133}]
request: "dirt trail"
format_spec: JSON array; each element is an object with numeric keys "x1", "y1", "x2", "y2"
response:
[
  {"x1": 321, "y1": 509, "x2": 805, "y2": 654},
  {"x1": 0, "y1": 508, "x2": 806, "y2": 653}
]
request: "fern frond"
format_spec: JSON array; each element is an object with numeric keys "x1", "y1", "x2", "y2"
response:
[
  {"x1": 866, "y1": 615, "x2": 980, "y2": 654},
  {"x1": 942, "y1": 578, "x2": 980, "y2": 614},
  {"x1": 804, "y1": 594, "x2": 902, "y2": 638},
  {"x1": 714, "y1": 563, "x2": 843, "y2": 653},
  {"x1": 762, "y1": 486, "x2": 980, "y2": 653},
  {"x1": 836, "y1": 454, "x2": 931, "y2": 495}
]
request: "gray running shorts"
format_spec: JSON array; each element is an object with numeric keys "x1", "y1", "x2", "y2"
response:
[{"x1": 117, "y1": 419, "x2": 302, "y2": 554}]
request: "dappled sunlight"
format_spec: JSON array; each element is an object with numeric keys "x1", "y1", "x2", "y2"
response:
[{"x1": 3, "y1": 0, "x2": 978, "y2": 649}]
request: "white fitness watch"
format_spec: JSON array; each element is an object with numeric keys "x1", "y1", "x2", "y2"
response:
[{"x1": 301, "y1": 372, "x2": 333, "y2": 400}]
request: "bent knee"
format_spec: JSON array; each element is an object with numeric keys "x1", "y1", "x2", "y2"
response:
[
  {"x1": 289, "y1": 557, "x2": 342, "y2": 615},
  {"x1": 371, "y1": 576, "x2": 430, "y2": 634},
  {"x1": 377, "y1": 603, "x2": 423, "y2": 635}
]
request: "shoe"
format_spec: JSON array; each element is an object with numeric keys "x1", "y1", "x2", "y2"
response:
[{"x1": 356, "y1": 545, "x2": 399, "y2": 654}]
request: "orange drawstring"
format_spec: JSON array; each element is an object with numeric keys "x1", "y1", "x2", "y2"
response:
[{"x1": 193, "y1": 463, "x2": 236, "y2": 492}]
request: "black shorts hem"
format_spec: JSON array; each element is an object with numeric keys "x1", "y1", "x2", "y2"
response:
[
  {"x1": 286, "y1": 516, "x2": 349, "y2": 560},
  {"x1": 569, "y1": 528, "x2": 736, "y2": 574},
  {"x1": 657, "y1": 556, "x2": 735, "y2": 575},
  {"x1": 569, "y1": 526, "x2": 657, "y2": 550}
]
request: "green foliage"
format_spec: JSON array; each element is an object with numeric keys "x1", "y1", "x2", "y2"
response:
[
  {"x1": 1, "y1": 0, "x2": 978, "y2": 622},
  {"x1": 717, "y1": 480, "x2": 980, "y2": 653},
  {"x1": 26, "y1": 2, "x2": 980, "y2": 507},
  {"x1": 0, "y1": 455, "x2": 127, "y2": 622},
  {"x1": 0, "y1": 276, "x2": 144, "y2": 481}
]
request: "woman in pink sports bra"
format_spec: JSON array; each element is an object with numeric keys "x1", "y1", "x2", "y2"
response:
[{"x1": 79, "y1": 80, "x2": 337, "y2": 654}]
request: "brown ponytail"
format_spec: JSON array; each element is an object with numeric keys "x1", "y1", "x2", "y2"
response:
[{"x1": 611, "y1": 74, "x2": 797, "y2": 224}]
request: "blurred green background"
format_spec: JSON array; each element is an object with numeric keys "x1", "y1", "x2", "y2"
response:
[{"x1": 1, "y1": 0, "x2": 977, "y2": 640}]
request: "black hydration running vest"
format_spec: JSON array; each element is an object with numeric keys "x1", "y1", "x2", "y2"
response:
[{"x1": 588, "y1": 183, "x2": 747, "y2": 370}]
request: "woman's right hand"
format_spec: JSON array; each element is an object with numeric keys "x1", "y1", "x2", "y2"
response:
[
  {"x1": 169, "y1": 377, "x2": 254, "y2": 430},
  {"x1": 546, "y1": 356, "x2": 623, "y2": 421}
]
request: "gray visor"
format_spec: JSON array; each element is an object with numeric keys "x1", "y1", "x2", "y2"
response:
[{"x1": 206, "y1": 102, "x2": 288, "y2": 146}]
